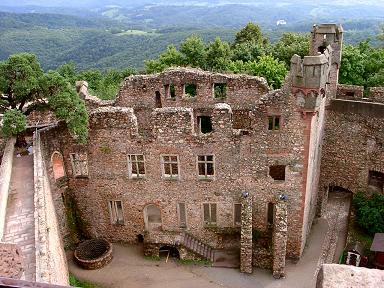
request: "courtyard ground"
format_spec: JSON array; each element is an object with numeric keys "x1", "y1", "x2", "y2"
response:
[{"x1": 68, "y1": 218, "x2": 330, "y2": 288}]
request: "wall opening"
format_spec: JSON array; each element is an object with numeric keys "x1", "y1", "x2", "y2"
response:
[
  {"x1": 144, "y1": 204, "x2": 162, "y2": 231},
  {"x1": 318, "y1": 45, "x2": 326, "y2": 54},
  {"x1": 213, "y1": 83, "x2": 227, "y2": 99},
  {"x1": 269, "y1": 165, "x2": 286, "y2": 181},
  {"x1": 346, "y1": 91, "x2": 355, "y2": 97},
  {"x1": 268, "y1": 116, "x2": 280, "y2": 131},
  {"x1": 197, "y1": 116, "x2": 213, "y2": 134},
  {"x1": 137, "y1": 234, "x2": 144, "y2": 243},
  {"x1": 51, "y1": 152, "x2": 66, "y2": 180},
  {"x1": 165, "y1": 84, "x2": 176, "y2": 99},
  {"x1": 155, "y1": 91, "x2": 162, "y2": 108},
  {"x1": 159, "y1": 246, "x2": 180, "y2": 259},
  {"x1": 368, "y1": 170, "x2": 384, "y2": 194},
  {"x1": 184, "y1": 84, "x2": 197, "y2": 97}
]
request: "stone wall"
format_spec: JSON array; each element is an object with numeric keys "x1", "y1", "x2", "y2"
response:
[
  {"x1": 316, "y1": 264, "x2": 384, "y2": 288},
  {"x1": 0, "y1": 243, "x2": 23, "y2": 279},
  {"x1": 33, "y1": 131, "x2": 69, "y2": 286},
  {"x1": 337, "y1": 84, "x2": 364, "y2": 100},
  {"x1": 0, "y1": 277, "x2": 70, "y2": 287},
  {"x1": 0, "y1": 138, "x2": 15, "y2": 240},
  {"x1": 369, "y1": 87, "x2": 384, "y2": 104},
  {"x1": 318, "y1": 99, "x2": 384, "y2": 213}
]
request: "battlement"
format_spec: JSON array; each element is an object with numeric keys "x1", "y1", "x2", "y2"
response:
[{"x1": 290, "y1": 46, "x2": 332, "y2": 90}]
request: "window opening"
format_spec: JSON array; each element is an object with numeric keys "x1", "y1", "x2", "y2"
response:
[
  {"x1": 128, "y1": 154, "x2": 145, "y2": 178},
  {"x1": 214, "y1": 83, "x2": 227, "y2": 99},
  {"x1": 198, "y1": 116, "x2": 213, "y2": 134},
  {"x1": 203, "y1": 203, "x2": 217, "y2": 226},
  {"x1": 269, "y1": 165, "x2": 286, "y2": 181},
  {"x1": 109, "y1": 200, "x2": 124, "y2": 225},
  {"x1": 184, "y1": 84, "x2": 197, "y2": 97},
  {"x1": 197, "y1": 155, "x2": 214, "y2": 179},
  {"x1": 268, "y1": 116, "x2": 280, "y2": 131},
  {"x1": 161, "y1": 155, "x2": 179, "y2": 179}
]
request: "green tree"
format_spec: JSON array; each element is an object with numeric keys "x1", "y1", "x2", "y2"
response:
[
  {"x1": 234, "y1": 22, "x2": 265, "y2": 46},
  {"x1": 244, "y1": 55, "x2": 288, "y2": 89},
  {"x1": 353, "y1": 192, "x2": 384, "y2": 235},
  {"x1": 0, "y1": 53, "x2": 88, "y2": 143},
  {"x1": 339, "y1": 43, "x2": 369, "y2": 87},
  {"x1": 180, "y1": 35, "x2": 207, "y2": 68},
  {"x1": 231, "y1": 42, "x2": 266, "y2": 62},
  {"x1": 145, "y1": 45, "x2": 183, "y2": 73},
  {"x1": 206, "y1": 38, "x2": 232, "y2": 72},
  {"x1": 271, "y1": 33, "x2": 310, "y2": 68}
]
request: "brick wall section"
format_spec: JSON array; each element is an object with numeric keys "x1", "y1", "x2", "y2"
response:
[
  {"x1": 33, "y1": 131, "x2": 69, "y2": 286},
  {"x1": 0, "y1": 277, "x2": 70, "y2": 287},
  {"x1": 369, "y1": 87, "x2": 384, "y2": 104},
  {"x1": 0, "y1": 138, "x2": 16, "y2": 240}
]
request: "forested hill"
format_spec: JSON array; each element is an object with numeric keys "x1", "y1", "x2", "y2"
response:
[{"x1": 0, "y1": 7, "x2": 383, "y2": 72}]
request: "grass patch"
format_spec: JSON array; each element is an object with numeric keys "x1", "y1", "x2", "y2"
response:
[
  {"x1": 144, "y1": 255, "x2": 161, "y2": 261},
  {"x1": 69, "y1": 275, "x2": 100, "y2": 288},
  {"x1": 177, "y1": 259, "x2": 212, "y2": 266}
]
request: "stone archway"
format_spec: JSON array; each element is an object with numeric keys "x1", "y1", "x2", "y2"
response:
[
  {"x1": 51, "y1": 151, "x2": 66, "y2": 180},
  {"x1": 144, "y1": 204, "x2": 162, "y2": 231}
]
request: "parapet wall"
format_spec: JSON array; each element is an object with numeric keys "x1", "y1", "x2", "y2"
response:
[
  {"x1": 0, "y1": 138, "x2": 15, "y2": 240},
  {"x1": 33, "y1": 131, "x2": 69, "y2": 286}
]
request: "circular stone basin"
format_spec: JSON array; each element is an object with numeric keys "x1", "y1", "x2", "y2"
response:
[{"x1": 74, "y1": 239, "x2": 113, "y2": 270}]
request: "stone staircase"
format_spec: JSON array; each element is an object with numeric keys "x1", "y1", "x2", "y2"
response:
[{"x1": 180, "y1": 232, "x2": 215, "y2": 262}]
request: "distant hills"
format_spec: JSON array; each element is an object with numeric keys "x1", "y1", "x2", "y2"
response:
[{"x1": 0, "y1": 1, "x2": 383, "y2": 71}]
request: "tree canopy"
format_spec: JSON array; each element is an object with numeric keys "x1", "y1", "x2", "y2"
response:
[{"x1": 0, "y1": 53, "x2": 88, "y2": 143}]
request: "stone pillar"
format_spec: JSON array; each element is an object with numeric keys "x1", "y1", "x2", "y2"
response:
[
  {"x1": 272, "y1": 200, "x2": 288, "y2": 279},
  {"x1": 240, "y1": 193, "x2": 253, "y2": 274}
]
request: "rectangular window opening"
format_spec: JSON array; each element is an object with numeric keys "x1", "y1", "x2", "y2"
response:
[
  {"x1": 178, "y1": 202, "x2": 187, "y2": 228},
  {"x1": 128, "y1": 154, "x2": 145, "y2": 178},
  {"x1": 214, "y1": 83, "x2": 227, "y2": 99},
  {"x1": 197, "y1": 155, "x2": 215, "y2": 179},
  {"x1": 184, "y1": 83, "x2": 197, "y2": 98},
  {"x1": 346, "y1": 91, "x2": 355, "y2": 97},
  {"x1": 162, "y1": 155, "x2": 179, "y2": 179},
  {"x1": 165, "y1": 83, "x2": 176, "y2": 99},
  {"x1": 234, "y1": 203, "x2": 242, "y2": 226},
  {"x1": 198, "y1": 116, "x2": 213, "y2": 134},
  {"x1": 203, "y1": 203, "x2": 217, "y2": 226},
  {"x1": 368, "y1": 170, "x2": 384, "y2": 193},
  {"x1": 70, "y1": 153, "x2": 88, "y2": 177},
  {"x1": 268, "y1": 116, "x2": 280, "y2": 131},
  {"x1": 269, "y1": 165, "x2": 286, "y2": 181},
  {"x1": 109, "y1": 200, "x2": 124, "y2": 225}
]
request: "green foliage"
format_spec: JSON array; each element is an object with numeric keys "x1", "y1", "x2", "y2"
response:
[
  {"x1": 0, "y1": 53, "x2": 89, "y2": 143},
  {"x1": 69, "y1": 274, "x2": 100, "y2": 288},
  {"x1": 144, "y1": 255, "x2": 161, "y2": 261},
  {"x1": 270, "y1": 33, "x2": 310, "y2": 68},
  {"x1": 180, "y1": 35, "x2": 207, "y2": 68},
  {"x1": 352, "y1": 192, "x2": 384, "y2": 235},
  {"x1": 234, "y1": 22, "x2": 265, "y2": 46},
  {"x1": 206, "y1": 37, "x2": 232, "y2": 72},
  {"x1": 177, "y1": 258, "x2": 212, "y2": 266},
  {"x1": 2, "y1": 109, "x2": 27, "y2": 137}
]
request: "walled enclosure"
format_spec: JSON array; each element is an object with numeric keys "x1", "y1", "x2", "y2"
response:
[{"x1": 35, "y1": 24, "x2": 349, "y2": 277}]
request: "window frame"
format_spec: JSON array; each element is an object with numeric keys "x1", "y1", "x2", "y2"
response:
[
  {"x1": 268, "y1": 115, "x2": 281, "y2": 131},
  {"x1": 69, "y1": 152, "x2": 89, "y2": 178},
  {"x1": 127, "y1": 154, "x2": 146, "y2": 179},
  {"x1": 161, "y1": 154, "x2": 180, "y2": 180},
  {"x1": 197, "y1": 155, "x2": 215, "y2": 180},
  {"x1": 108, "y1": 200, "x2": 124, "y2": 225},
  {"x1": 203, "y1": 203, "x2": 217, "y2": 226},
  {"x1": 197, "y1": 116, "x2": 213, "y2": 134},
  {"x1": 233, "y1": 203, "x2": 242, "y2": 226}
]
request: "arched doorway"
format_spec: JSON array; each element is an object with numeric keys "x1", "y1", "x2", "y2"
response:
[
  {"x1": 51, "y1": 152, "x2": 66, "y2": 180},
  {"x1": 144, "y1": 204, "x2": 162, "y2": 231},
  {"x1": 159, "y1": 246, "x2": 180, "y2": 260}
]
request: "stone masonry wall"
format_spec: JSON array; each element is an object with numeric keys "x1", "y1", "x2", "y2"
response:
[
  {"x1": 33, "y1": 131, "x2": 69, "y2": 286},
  {"x1": 318, "y1": 99, "x2": 384, "y2": 213},
  {"x1": 0, "y1": 138, "x2": 16, "y2": 240}
]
